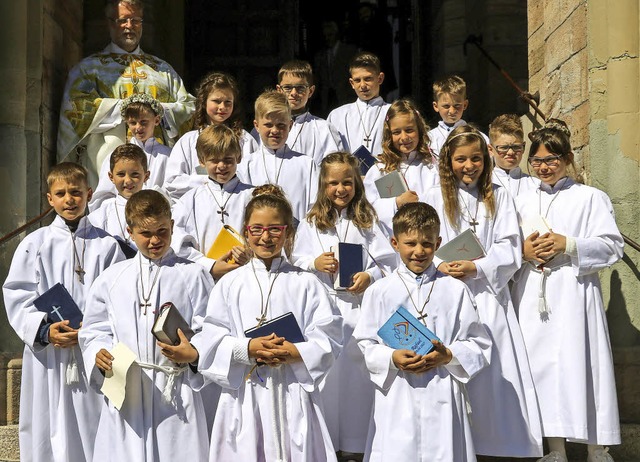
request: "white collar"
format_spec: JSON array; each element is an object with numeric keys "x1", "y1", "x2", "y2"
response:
[
  {"x1": 251, "y1": 256, "x2": 286, "y2": 273},
  {"x1": 207, "y1": 175, "x2": 240, "y2": 192},
  {"x1": 356, "y1": 96, "x2": 385, "y2": 109},
  {"x1": 539, "y1": 176, "x2": 573, "y2": 193},
  {"x1": 438, "y1": 119, "x2": 466, "y2": 132},
  {"x1": 397, "y1": 262, "x2": 437, "y2": 282},
  {"x1": 130, "y1": 136, "x2": 157, "y2": 151},
  {"x1": 105, "y1": 42, "x2": 142, "y2": 55}
]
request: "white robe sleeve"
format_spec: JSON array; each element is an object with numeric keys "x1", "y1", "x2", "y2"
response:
[
  {"x1": 170, "y1": 194, "x2": 216, "y2": 271},
  {"x1": 291, "y1": 220, "x2": 321, "y2": 272}
]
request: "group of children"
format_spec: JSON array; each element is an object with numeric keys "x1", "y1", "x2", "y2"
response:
[{"x1": 3, "y1": 50, "x2": 624, "y2": 462}]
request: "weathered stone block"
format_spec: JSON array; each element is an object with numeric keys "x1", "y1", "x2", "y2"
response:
[{"x1": 6, "y1": 360, "x2": 21, "y2": 425}]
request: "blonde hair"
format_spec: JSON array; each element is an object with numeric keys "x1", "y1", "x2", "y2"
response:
[
  {"x1": 306, "y1": 152, "x2": 377, "y2": 232},
  {"x1": 125, "y1": 190, "x2": 171, "y2": 228},
  {"x1": 392, "y1": 202, "x2": 440, "y2": 237},
  {"x1": 254, "y1": 89, "x2": 291, "y2": 121},
  {"x1": 278, "y1": 60, "x2": 314, "y2": 85},
  {"x1": 47, "y1": 162, "x2": 89, "y2": 190},
  {"x1": 488, "y1": 113, "x2": 524, "y2": 142},
  {"x1": 380, "y1": 99, "x2": 432, "y2": 173},
  {"x1": 439, "y1": 125, "x2": 495, "y2": 229},
  {"x1": 432, "y1": 75, "x2": 467, "y2": 101},
  {"x1": 243, "y1": 185, "x2": 295, "y2": 259},
  {"x1": 196, "y1": 124, "x2": 241, "y2": 164}
]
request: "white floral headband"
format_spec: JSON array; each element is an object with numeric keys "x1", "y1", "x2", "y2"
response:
[{"x1": 120, "y1": 93, "x2": 164, "y2": 118}]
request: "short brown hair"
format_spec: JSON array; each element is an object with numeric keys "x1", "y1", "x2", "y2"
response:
[
  {"x1": 125, "y1": 189, "x2": 171, "y2": 228},
  {"x1": 432, "y1": 75, "x2": 467, "y2": 101},
  {"x1": 109, "y1": 144, "x2": 148, "y2": 172},
  {"x1": 392, "y1": 202, "x2": 440, "y2": 237},
  {"x1": 47, "y1": 162, "x2": 89, "y2": 190},
  {"x1": 488, "y1": 114, "x2": 524, "y2": 142},
  {"x1": 254, "y1": 89, "x2": 291, "y2": 121},
  {"x1": 196, "y1": 124, "x2": 241, "y2": 164},
  {"x1": 349, "y1": 52, "x2": 381, "y2": 75},
  {"x1": 278, "y1": 60, "x2": 313, "y2": 85}
]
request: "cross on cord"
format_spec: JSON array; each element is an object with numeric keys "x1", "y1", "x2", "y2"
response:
[
  {"x1": 469, "y1": 219, "x2": 479, "y2": 232},
  {"x1": 217, "y1": 207, "x2": 228, "y2": 223},
  {"x1": 75, "y1": 266, "x2": 85, "y2": 284},
  {"x1": 363, "y1": 136, "x2": 371, "y2": 149},
  {"x1": 140, "y1": 301, "x2": 152, "y2": 315}
]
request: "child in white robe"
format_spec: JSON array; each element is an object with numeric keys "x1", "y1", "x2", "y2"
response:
[
  {"x1": 327, "y1": 52, "x2": 390, "y2": 156},
  {"x1": 237, "y1": 90, "x2": 318, "y2": 224},
  {"x1": 79, "y1": 190, "x2": 212, "y2": 462},
  {"x1": 353, "y1": 202, "x2": 492, "y2": 461},
  {"x1": 252, "y1": 60, "x2": 344, "y2": 166},
  {"x1": 165, "y1": 72, "x2": 258, "y2": 200},
  {"x1": 427, "y1": 75, "x2": 489, "y2": 158},
  {"x1": 291, "y1": 152, "x2": 396, "y2": 457},
  {"x1": 512, "y1": 120, "x2": 623, "y2": 462},
  {"x1": 363, "y1": 99, "x2": 439, "y2": 235},
  {"x1": 422, "y1": 125, "x2": 543, "y2": 458},
  {"x1": 182, "y1": 185, "x2": 343, "y2": 461},
  {"x1": 171, "y1": 124, "x2": 253, "y2": 280},
  {"x1": 89, "y1": 144, "x2": 149, "y2": 255},
  {"x1": 488, "y1": 113, "x2": 540, "y2": 199},
  {"x1": 90, "y1": 94, "x2": 171, "y2": 211},
  {"x1": 3, "y1": 163, "x2": 124, "y2": 462}
]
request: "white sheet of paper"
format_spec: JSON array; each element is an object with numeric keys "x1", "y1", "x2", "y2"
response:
[
  {"x1": 100, "y1": 342, "x2": 137, "y2": 411},
  {"x1": 521, "y1": 215, "x2": 552, "y2": 238}
]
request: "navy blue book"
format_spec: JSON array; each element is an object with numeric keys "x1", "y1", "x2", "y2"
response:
[
  {"x1": 332, "y1": 242, "x2": 363, "y2": 290},
  {"x1": 244, "y1": 312, "x2": 305, "y2": 343},
  {"x1": 33, "y1": 283, "x2": 83, "y2": 329},
  {"x1": 352, "y1": 145, "x2": 377, "y2": 175},
  {"x1": 377, "y1": 306, "x2": 441, "y2": 355}
]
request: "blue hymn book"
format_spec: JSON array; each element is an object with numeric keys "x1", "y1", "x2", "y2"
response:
[
  {"x1": 331, "y1": 242, "x2": 364, "y2": 290},
  {"x1": 33, "y1": 283, "x2": 83, "y2": 329},
  {"x1": 352, "y1": 145, "x2": 377, "y2": 175},
  {"x1": 244, "y1": 312, "x2": 305, "y2": 343},
  {"x1": 377, "y1": 306, "x2": 441, "y2": 355}
]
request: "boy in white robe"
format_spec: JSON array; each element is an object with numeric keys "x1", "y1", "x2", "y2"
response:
[
  {"x1": 427, "y1": 75, "x2": 489, "y2": 158},
  {"x1": 90, "y1": 94, "x2": 171, "y2": 211},
  {"x1": 171, "y1": 124, "x2": 253, "y2": 280},
  {"x1": 3, "y1": 163, "x2": 125, "y2": 462},
  {"x1": 488, "y1": 113, "x2": 540, "y2": 199},
  {"x1": 353, "y1": 202, "x2": 491, "y2": 461},
  {"x1": 252, "y1": 60, "x2": 344, "y2": 166},
  {"x1": 237, "y1": 89, "x2": 318, "y2": 224},
  {"x1": 79, "y1": 189, "x2": 212, "y2": 462},
  {"x1": 89, "y1": 144, "x2": 149, "y2": 255},
  {"x1": 327, "y1": 52, "x2": 390, "y2": 156}
]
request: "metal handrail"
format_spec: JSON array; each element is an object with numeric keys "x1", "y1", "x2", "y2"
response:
[{"x1": 0, "y1": 207, "x2": 54, "y2": 246}]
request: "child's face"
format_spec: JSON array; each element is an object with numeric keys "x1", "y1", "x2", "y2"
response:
[
  {"x1": 529, "y1": 144, "x2": 568, "y2": 187},
  {"x1": 324, "y1": 163, "x2": 356, "y2": 212},
  {"x1": 349, "y1": 67, "x2": 384, "y2": 102},
  {"x1": 108, "y1": 158, "x2": 149, "y2": 199},
  {"x1": 451, "y1": 142, "x2": 485, "y2": 186},
  {"x1": 47, "y1": 179, "x2": 92, "y2": 223},
  {"x1": 245, "y1": 207, "x2": 288, "y2": 267},
  {"x1": 432, "y1": 93, "x2": 468, "y2": 126},
  {"x1": 127, "y1": 215, "x2": 173, "y2": 260},
  {"x1": 126, "y1": 108, "x2": 160, "y2": 143},
  {"x1": 202, "y1": 152, "x2": 239, "y2": 184},
  {"x1": 489, "y1": 133, "x2": 526, "y2": 171},
  {"x1": 206, "y1": 88, "x2": 234, "y2": 125},
  {"x1": 254, "y1": 113, "x2": 292, "y2": 150},
  {"x1": 391, "y1": 228, "x2": 441, "y2": 275},
  {"x1": 389, "y1": 113, "x2": 420, "y2": 155},
  {"x1": 278, "y1": 74, "x2": 315, "y2": 113}
]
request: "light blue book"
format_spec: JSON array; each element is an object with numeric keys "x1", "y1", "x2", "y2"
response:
[{"x1": 377, "y1": 306, "x2": 441, "y2": 355}]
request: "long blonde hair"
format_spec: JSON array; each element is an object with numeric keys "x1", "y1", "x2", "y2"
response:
[
  {"x1": 439, "y1": 125, "x2": 495, "y2": 229},
  {"x1": 306, "y1": 152, "x2": 377, "y2": 232}
]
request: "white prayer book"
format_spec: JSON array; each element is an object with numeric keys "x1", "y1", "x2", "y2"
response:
[
  {"x1": 374, "y1": 171, "x2": 409, "y2": 198},
  {"x1": 520, "y1": 214, "x2": 552, "y2": 238},
  {"x1": 435, "y1": 228, "x2": 486, "y2": 262}
]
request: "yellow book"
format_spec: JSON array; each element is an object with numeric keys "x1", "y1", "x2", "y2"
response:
[{"x1": 206, "y1": 225, "x2": 245, "y2": 262}]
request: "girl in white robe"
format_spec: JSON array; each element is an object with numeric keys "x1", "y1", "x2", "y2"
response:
[
  {"x1": 164, "y1": 72, "x2": 258, "y2": 200},
  {"x1": 512, "y1": 121, "x2": 623, "y2": 462},
  {"x1": 79, "y1": 190, "x2": 212, "y2": 462},
  {"x1": 292, "y1": 152, "x2": 396, "y2": 455},
  {"x1": 364, "y1": 99, "x2": 439, "y2": 236},
  {"x1": 422, "y1": 125, "x2": 543, "y2": 457},
  {"x1": 3, "y1": 210, "x2": 124, "y2": 461},
  {"x1": 189, "y1": 185, "x2": 343, "y2": 462}
]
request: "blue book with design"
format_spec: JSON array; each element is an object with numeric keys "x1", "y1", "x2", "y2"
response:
[
  {"x1": 33, "y1": 283, "x2": 83, "y2": 329},
  {"x1": 377, "y1": 306, "x2": 441, "y2": 355},
  {"x1": 353, "y1": 145, "x2": 377, "y2": 175},
  {"x1": 244, "y1": 311, "x2": 305, "y2": 343}
]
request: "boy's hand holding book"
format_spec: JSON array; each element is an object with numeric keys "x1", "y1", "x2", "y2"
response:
[
  {"x1": 395, "y1": 190, "x2": 418, "y2": 208},
  {"x1": 392, "y1": 340, "x2": 452, "y2": 374},
  {"x1": 440, "y1": 260, "x2": 477, "y2": 279},
  {"x1": 248, "y1": 333, "x2": 301, "y2": 366},
  {"x1": 49, "y1": 320, "x2": 79, "y2": 348},
  {"x1": 314, "y1": 252, "x2": 338, "y2": 274},
  {"x1": 158, "y1": 328, "x2": 199, "y2": 364},
  {"x1": 346, "y1": 272, "x2": 371, "y2": 294}
]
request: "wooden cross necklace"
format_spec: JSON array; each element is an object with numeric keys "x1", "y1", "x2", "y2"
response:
[
  {"x1": 398, "y1": 270, "x2": 437, "y2": 326},
  {"x1": 206, "y1": 178, "x2": 239, "y2": 224},
  {"x1": 356, "y1": 102, "x2": 383, "y2": 149},
  {"x1": 251, "y1": 257, "x2": 284, "y2": 327},
  {"x1": 138, "y1": 255, "x2": 162, "y2": 315},
  {"x1": 69, "y1": 222, "x2": 87, "y2": 284},
  {"x1": 458, "y1": 190, "x2": 480, "y2": 232}
]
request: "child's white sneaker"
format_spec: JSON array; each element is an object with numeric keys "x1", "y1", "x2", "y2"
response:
[
  {"x1": 537, "y1": 451, "x2": 568, "y2": 462},
  {"x1": 588, "y1": 447, "x2": 614, "y2": 462}
]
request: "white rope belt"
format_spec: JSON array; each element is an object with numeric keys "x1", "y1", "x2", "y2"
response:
[{"x1": 136, "y1": 360, "x2": 188, "y2": 404}]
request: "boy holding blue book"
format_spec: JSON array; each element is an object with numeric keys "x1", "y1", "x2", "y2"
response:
[{"x1": 353, "y1": 202, "x2": 491, "y2": 461}]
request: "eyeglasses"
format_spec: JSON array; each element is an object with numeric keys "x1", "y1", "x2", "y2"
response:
[
  {"x1": 246, "y1": 225, "x2": 288, "y2": 237},
  {"x1": 495, "y1": 143, "x2": 525, "y2": 154},
  {"x1": 528, "y1": 155, "x2": 562, "y2": 167},
  {"x1": 279, "y1": 85, "x2": 309, "y2": 94},
  {"x1": 110, "y1": 17, "x2": 143, "y2": 26}
]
